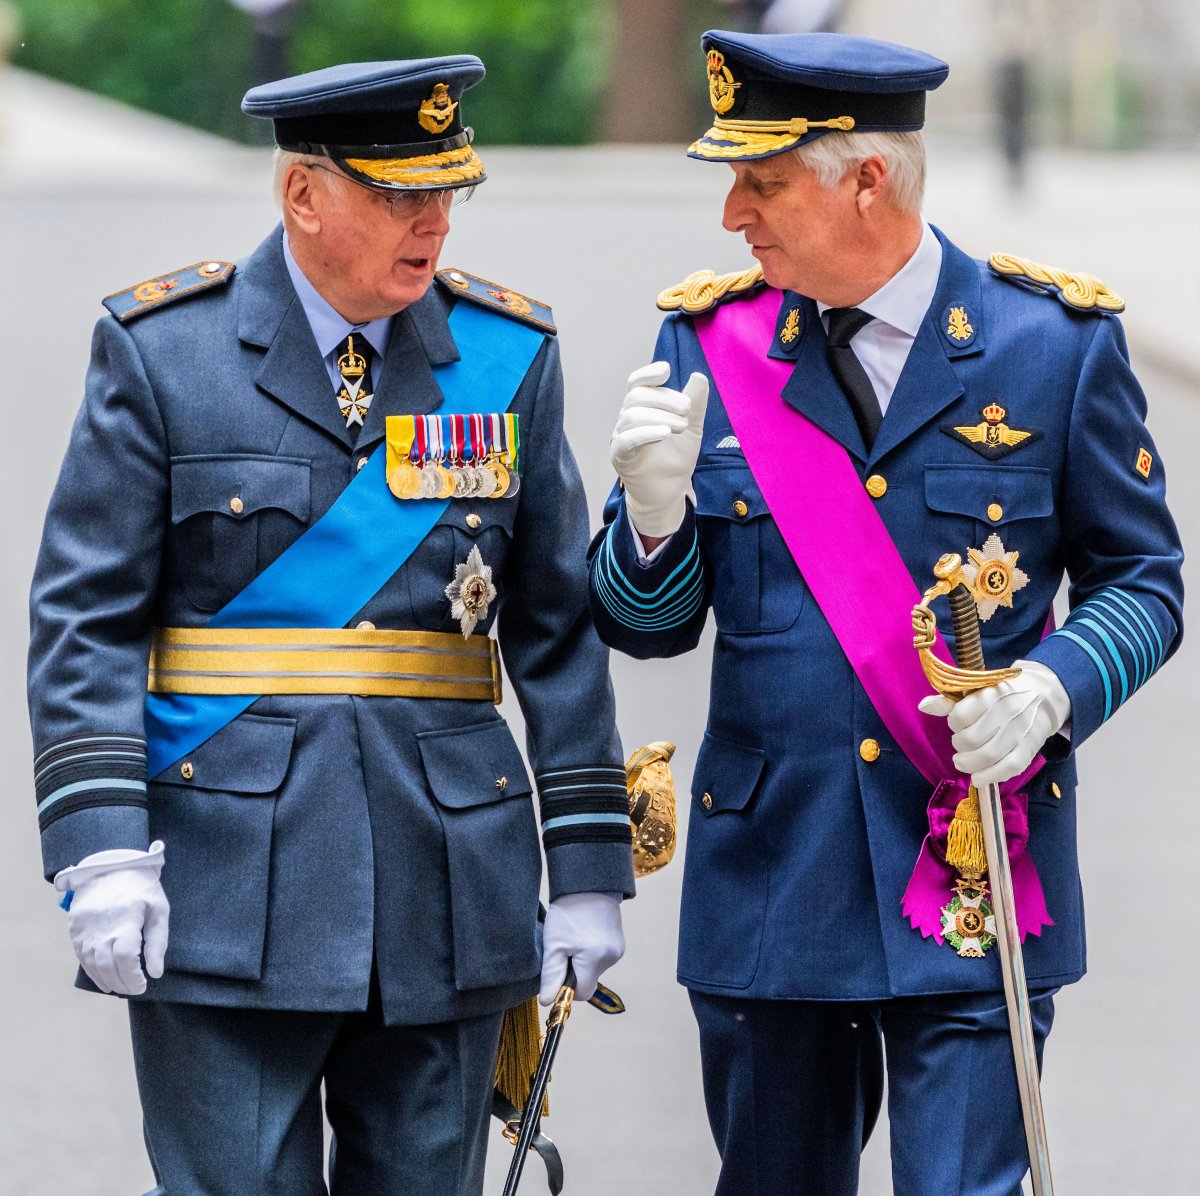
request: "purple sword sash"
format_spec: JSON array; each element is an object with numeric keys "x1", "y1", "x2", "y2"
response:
[{"x1": 694, "y1": 289, "x2": 1051, "y2": 943}]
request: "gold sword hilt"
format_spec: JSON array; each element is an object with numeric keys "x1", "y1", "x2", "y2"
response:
[{"x1": 912, "y1": 553, "x2": 1019, "y2": 699}]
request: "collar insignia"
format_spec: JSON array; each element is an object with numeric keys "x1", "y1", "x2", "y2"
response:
[
  {"x1": 779, "y1": 307, "x2": 800, "y2": 345},
  {"x1": 941, "y1": 403, "x2": 1041, "y2": 459}
]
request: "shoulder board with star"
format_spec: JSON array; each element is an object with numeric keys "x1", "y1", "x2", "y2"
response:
[
  {"x1": 657, "y1": 263, "x2": 765, "y2": 314},
  {"x1": 102, "y1": 260, "x2": 235, "y2": 323},
  {"x1": 987, "y1": 252, "x2": 1124, "y2": 315},
  {"x1": 436, "y1": 269, "x2": 555, "y2": 335}
]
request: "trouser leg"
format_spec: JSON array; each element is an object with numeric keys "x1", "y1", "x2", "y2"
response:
[
  {"x1": 689, "y1": 990, "x2": 884, "y2": 1196},
  {"x1": 883, "y1": 988, "x2": 1057, "y2": 1196},
  {"x1": 128, "y1": 1000, "x2": 338, "y2": 1196},
  {"x1": 323, "y1": 996, "x2": 505, "y2": 1196}
]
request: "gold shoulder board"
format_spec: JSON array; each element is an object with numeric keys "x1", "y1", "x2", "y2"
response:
[
  {"x1": 987, "y1": 252, "x2": 1124, "y2": 314},
  {"x1": 102, "y1": 261, "x2": 235, "y2": 323},
  {"x1": 657, "y1": 263, "x2": 765, "y2": 314}
]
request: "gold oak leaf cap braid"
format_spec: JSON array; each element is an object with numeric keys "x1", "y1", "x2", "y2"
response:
[
  {"x1": 657, "y1": 263, "x2": 765, "y2": 314},
  {"x1": 988, "y1": 252, "x2": 1125, "y2": 313}
]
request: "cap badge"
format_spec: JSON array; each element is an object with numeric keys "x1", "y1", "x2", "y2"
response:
[
  {"x1": 418, "y1": 82, "x2": 458, "y2": 135},
  {"x1": 707, "y1": 50, "x2": 741, "y2": 115},
  {"x1": 946, "y1": 305, "x2": 974, "y2": 342}
]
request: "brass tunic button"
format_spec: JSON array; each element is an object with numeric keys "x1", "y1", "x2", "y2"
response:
[
  {"x1": 732, "y1": 499, "x2": 749, "y2": 518},
  {"x1": 865, "y1": 474, "x2": 887, "y2": 499},
  {"x1": 987, "y1": 503, "x2": 1003, "y2": 522},
  {"x1": 1051, "y1": 782, "x2": 1062, "y2": 799},
  {"x1": 702, "y1": 792, "x2": 714, "y2": 810},
  {"x1": 356, "y1": 457, "x2": 369, "y2": 472},
  {"x1": 466, "y1": 513, "x2": 482, "y2": 530},
  {"x1": 859, "y1": 738, "x2": 880, "y2": 763},
  {"x1": 229, "y1": 496, "x2": 244, "y2": 515},
  {"x1": 180, "y1": 762, "x2": 194, "y2": 780},
  {"x1": 356, "y1": 620, "x2": 375, "y2": 631}
]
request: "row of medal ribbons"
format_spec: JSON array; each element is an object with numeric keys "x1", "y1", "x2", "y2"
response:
[{"x1": 385, "y1": 413, "x2": 521, "y2": 501}]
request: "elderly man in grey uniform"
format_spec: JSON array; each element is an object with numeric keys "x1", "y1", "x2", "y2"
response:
[{"x1": 28, "y1": 58, "x2": 633, "y2": 1195}]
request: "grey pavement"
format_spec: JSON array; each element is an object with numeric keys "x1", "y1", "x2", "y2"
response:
[{"x1": 1, "y1": 69, "x2": 1198, "y2": 1194}]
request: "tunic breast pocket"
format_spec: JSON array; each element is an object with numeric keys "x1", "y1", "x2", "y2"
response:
[
  {"x1": 405, "y1": 499, "x2": 518, "y2": 632},
  {"x1": 169, "y1": 455, "x2": 311, "y2": 613},
  {"x1": 693, "y1": 463, "x2": 806, "y2": 635},
  {"x1": 923, "y1": 464, "x2": 1055, "y2": 635}
]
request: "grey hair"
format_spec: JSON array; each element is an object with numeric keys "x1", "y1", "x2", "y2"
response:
[
  {"x1": 273, "y1": 148, "x2": 325, "y2": 208},
  {"x1": 792, "y1": 130, "x2": 926, "y2": 214}
]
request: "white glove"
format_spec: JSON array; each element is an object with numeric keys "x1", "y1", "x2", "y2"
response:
[
  {"x1": 539, "y1": 892, "x2": 624, "y2": 1006},
  {"x1": 54, "y1": 840, "x2": 170, "y2": 996},
  {"x1": 918, "y1": 660, "x2": 1071, "y2": 787},
  {"x1": 610, "y1": 362, "x2": 709, "y2": 539}
]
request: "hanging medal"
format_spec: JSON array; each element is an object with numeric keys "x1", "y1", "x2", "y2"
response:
[
  {"x1": 503, "y1": 412, "x2": 522, "y2": 498},
  {"x1": 488, "y1": 412, "x2": 511, "y2": 499},
  {"x1": 471, "y1": 413, "x2": 497, "y2": 498},
  {"x1": 387, "y1": 416, "x2": 421, "y2": 499}
]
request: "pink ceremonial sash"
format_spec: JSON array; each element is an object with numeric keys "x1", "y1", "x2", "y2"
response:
[{"x1": 694, "y1": 289, "x2": 1051, "y2": 943}]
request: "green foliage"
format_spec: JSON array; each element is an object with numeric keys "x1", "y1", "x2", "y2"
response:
[{"x1": 10, "y1": 0, "x2": 610, "y2": 144}]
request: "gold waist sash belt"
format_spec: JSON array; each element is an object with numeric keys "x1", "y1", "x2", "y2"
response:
[{"x1": 148, "y1": 627, "x2": 502, "y2": 703}]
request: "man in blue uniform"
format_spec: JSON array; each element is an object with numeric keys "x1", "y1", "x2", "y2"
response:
[
  {"x1": 588, "y1": 31, "x2": 1183, "y2": 1196},
  {"x1": 29, "y1": 58, "x2": 633, "y2": 1195}
]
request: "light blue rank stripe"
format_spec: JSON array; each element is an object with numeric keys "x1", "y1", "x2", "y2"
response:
[
  {"x1": 593, "y1": 528, "x2": 705, "y2": 630},
  {"x1": 541, "y1": 813, "x2": 633, "y2": 831},
  {"x1": 1107, "y1": 587, "x2": 1164, "y2": 665},
  {"x1": 37, "y1": 778, "x2": 146, "y2": 818}
]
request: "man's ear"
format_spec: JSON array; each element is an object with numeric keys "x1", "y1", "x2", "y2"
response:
[
  {"x1": 853, "y1": 154, "x2": 889, "y2": 216},
  {"x1": 283, "y1": 164, "x2": 322, "y2": 235}
]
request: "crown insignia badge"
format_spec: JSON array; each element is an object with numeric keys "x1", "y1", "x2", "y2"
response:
[
  {"x1": 707, "y1": 50, "x2": 741, "y2": 115},
  {"x1": 337, "y1": 335, "x2": 367, "y2": 380}
]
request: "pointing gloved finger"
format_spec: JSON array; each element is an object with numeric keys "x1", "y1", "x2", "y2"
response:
[
  {"x1": 625, "y1": 361, "x2": 671, "y2": 390},
  {"x1": 918, "y1": 694, "x2": 955, "y2": 718},
  {"x1": 111, "y1": 928, "x2": 148, "y2": 996}
]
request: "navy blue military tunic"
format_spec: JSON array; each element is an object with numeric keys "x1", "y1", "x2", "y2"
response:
[
  {"x1": 29, "y1": 228, "x2": 635, "y2": 1025},
  {"x1": 589, "y1": 229, "x2": 1183, "y2": 1001}
]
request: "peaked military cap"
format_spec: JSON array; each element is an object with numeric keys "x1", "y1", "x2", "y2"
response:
[
  {"x1": 242, "y1": 57, "x2": 486, "y2": 190},
  {"x1": 691, "y1": 30, "x2": 948, "y2": 162}
]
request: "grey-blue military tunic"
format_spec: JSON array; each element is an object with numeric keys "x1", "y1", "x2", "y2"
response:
[{"x1": 29, "y1": 227, "x2": 635, "y2": 1026}]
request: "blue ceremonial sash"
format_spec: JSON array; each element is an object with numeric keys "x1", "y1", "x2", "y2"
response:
[{"x1": 145, "y1": 301, "x2": 544, "y2": 776}]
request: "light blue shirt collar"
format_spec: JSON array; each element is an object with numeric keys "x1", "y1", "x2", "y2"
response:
[{"x1": 282, "y1": 232, "x2": 393, "y2": 388}]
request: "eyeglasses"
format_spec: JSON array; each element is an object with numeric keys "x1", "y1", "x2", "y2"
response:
[{"x1": 308, "y1": 162, "x2": 476, "y2": 218}]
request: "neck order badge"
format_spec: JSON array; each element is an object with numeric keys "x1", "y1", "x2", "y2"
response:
[{"x1": 144, "y1": 301, "x2": 543, "y2": 777}]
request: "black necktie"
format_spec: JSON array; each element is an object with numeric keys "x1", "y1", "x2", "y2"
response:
[
  {"x1": 825, "y1": 307, "x2": 882, "y2": 450},
  {"x1": 334, "y1": 332, "x2": 375, "y2": 441}
]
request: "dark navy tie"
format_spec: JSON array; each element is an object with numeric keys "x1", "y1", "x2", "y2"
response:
[{"x1": 825, "y1": 306, "x2": 881, "y2": 450}]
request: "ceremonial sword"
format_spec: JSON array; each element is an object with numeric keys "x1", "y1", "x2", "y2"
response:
[
  {"x1": 501, "y1": 966, "x2": 625, "y2": 1196},
  {"x1": 914, "y1": 555, "x2": 1055, "y2": 1196}
]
